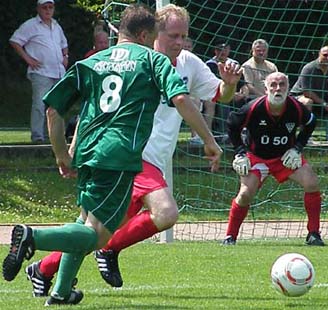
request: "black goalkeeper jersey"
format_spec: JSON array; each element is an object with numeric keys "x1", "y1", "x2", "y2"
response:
[{"x1": 227, "y1": 95, "x2": 316, "y2": 159}]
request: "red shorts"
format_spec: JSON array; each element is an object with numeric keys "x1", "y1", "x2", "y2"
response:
[
  {"x1": 248, "y1": 152, "x2": 307, "y2": 187},
  {"x1": 127, "y1": 160, "x2": 168, "y2": 218}
]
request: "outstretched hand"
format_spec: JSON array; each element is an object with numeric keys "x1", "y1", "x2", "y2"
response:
[{"x1": 218, "y1": 62, "x2": 242, "y2": 85}]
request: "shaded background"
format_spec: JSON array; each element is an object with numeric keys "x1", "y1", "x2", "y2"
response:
[{"x1": 1, "y1": 0, "x2": 328, "y2": 126}]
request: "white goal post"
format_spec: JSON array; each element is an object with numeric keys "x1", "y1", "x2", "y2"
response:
[{"x1": 154, "y1": 0, "x2": 174, "y2": 243}]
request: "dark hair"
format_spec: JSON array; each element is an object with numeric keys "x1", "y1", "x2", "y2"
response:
[{"x1": 119, "y1": 4, "x2": 157, "y2": 39}]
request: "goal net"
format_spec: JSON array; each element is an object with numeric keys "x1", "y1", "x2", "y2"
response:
[
  {"x1": 135, "y1": 0, "x2": 328, "y2": 241},
  {"x1": 172, "y1": 0, "x2": 328, "y2": 241}
]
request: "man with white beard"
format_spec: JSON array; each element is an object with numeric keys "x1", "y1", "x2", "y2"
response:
[{"x1": 222, "y1": 72, "x2": 324, "y2": 246}]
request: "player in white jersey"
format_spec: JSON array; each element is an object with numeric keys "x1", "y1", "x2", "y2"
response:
[
  {"x1": 143, "y1": 49, "x2": 222, "y2": 175},
  {"x1": 25, "y1": 4, "x2": 241, "y2": 295}
]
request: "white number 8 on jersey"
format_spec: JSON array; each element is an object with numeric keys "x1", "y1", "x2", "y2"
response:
[{"x1": 100, "y1": 75, "x2": 123, "y2": 113}]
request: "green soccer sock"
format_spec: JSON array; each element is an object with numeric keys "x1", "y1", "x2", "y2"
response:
[
  {"x1": 52, "y1": 251, "x2": 85, "y2": 299},
  {"x1": 33, "y1": 223, "x2": 98, "y2": 253}
]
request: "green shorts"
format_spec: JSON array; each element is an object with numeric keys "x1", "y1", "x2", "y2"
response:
[{"x1": 77, "y1": 165, "x2": 136, "y2": 233}]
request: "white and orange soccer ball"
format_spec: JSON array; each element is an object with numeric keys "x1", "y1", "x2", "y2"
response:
[{"x1": 271, "y1": 253, "x2": 315, "y2": 297}]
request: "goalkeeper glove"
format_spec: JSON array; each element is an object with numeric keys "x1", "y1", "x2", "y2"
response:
[
  {"x1": 232, "y1": 153, "x2": 251, "y2": 176},
  {"x1": 281, "y1": 148, "x2": 302, "y2": 170}
]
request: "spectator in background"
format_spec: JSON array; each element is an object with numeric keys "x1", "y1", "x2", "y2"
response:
[
  {"x1": 222, "y1": 72, "x2": 324, "y2": 247},
  {"x1": 84, "y1": 31, "x2": 109, "y2": 58},
  {"x1": 242, "y1": 39, "x2": 278, "y2": 100},
  {"x1": 183, "y1": 36, "x2": 193, "y2": 51},
  {"x1": 9, "y1": 0, "x2": 68, "y2": 143},
  {"x1": 290, "y1": 45, "x2": 328, "y2": 141},
  {"x1": 93, "y1": 19, "x2": 108, "y2": 35},
  {"x1": 201, "y1": 40, "x2": 248, "y2": 143},
  {"x1": 206, "y1": 40, "x2": 238, "y2": 74}
]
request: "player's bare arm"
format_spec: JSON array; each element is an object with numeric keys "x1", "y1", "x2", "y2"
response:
[
  {"x1": 46, "y1": 107, "x2": 74, "y2": 178},
  {"x1": 68, "y1": 119, "x2": 79, "y2": 158},
  {"x1": 172, "y1": 94, "x2": 222, "y2": 172},
  {"x1": 218, "y1": 61, "x2": 242, "y2": 103}
]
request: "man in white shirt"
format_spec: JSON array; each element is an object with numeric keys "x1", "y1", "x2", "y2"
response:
[
  {"x1": 9, "y1": 0, "x2": 68, "y2": 143},
  {"x1": 25, "y1": 4, "x2": 241, "y2": 296}
]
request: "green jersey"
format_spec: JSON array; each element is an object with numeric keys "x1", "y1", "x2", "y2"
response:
[{"x1": 44, "y1": 43, "x2": 188, "y2": 172}]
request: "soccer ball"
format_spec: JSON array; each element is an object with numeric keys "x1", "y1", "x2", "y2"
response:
[{"x1": 271, "y1": 253, "x2": 315, "y2": 297}]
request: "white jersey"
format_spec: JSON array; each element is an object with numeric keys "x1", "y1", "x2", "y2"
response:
[{"x1": 142, "y1": 49, "x2": 221, "y2": 174}]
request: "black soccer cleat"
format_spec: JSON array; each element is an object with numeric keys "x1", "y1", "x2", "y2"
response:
[
  {"x1": 2, "y1": 224, "x2": 35, "y2": 281},
  {"x1": 44, "y1": 289, "x2": 84, "y2": 306},
  {"x1": 222, "y1": 235, "x2": 236, "y2": 246},
  {"x1": 305, "y1": 232, "x2": 325, "y2": 246},
  {"x1": 94, "y1": 249, "x2": 123, "y2": 287},
  {"x1": 26, "y1": 261, "x2": 53, "y2": 297}
]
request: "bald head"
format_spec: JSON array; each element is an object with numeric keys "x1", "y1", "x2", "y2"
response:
[
  {"x1": 265, "y1": 72, "x2": 289, "y2": 89},
  {"x1": 318, "y1": 46, "x2": 328, "y2": 64},
  {"x1": 94, "y1": 31, "x2": 109, "y2": 52}
]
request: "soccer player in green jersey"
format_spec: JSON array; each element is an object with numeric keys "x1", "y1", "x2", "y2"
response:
[{"x1": 2, "y1": 4, "x2": 222, "y2": 306}]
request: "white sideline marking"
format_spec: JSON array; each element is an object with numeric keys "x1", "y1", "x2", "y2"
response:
[
  {"x1": 315, "y1": 283, "x2": 328, "y2": 288},
  {"x1": 1, "y1": 283, "x2": 327, "y2": 294},
  {"x1": 0, "y1": 284, "x2": 202, "y2": 295}
]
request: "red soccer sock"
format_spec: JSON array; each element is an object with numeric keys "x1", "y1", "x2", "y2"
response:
[
  {"x1": 39, "y1": 251, "x2": 62, "y2": 278},
  {"x1": 103, "y1": 210, "x2": 159, "y2": 253},
  {"x1": 304, "y1": 191, "x2": 321, "y2": 233},
  {"x1": 225, "y1": 199, "x2": 249, "y2": 240}
]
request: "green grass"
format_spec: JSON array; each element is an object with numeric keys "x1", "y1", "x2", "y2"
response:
[
  {"x1": 0, "y1": 129, "x2": 31, "y2": 144},
  {"x1": 1, "y1": 165, "x2": 325, "y2": 224},
  {"x1": 0, "y1": 240, "x2": 327, "y2": 309},
  {"x1": 0, "y1": 170, "x2": 78, "y2": 223},
  {"x1": 1, "y1": 128, "x2": 328, "y2": 145}
]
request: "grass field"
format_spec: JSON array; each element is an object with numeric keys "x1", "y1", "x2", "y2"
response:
[
  {"x1": 0, "y1": 129, "x2": 31, "y2": 144},
  {"x1": 0, "y1": 240, "x2": 327, "y2": 309}
]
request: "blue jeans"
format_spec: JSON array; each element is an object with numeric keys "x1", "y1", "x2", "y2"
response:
[{"x1": 28, "y1": 73, "x2": 59, "y2": 142}]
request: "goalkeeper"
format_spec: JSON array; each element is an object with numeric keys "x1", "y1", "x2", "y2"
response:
[{"x1": 223, "y1": 72, "x2": 324, "y2": 246}]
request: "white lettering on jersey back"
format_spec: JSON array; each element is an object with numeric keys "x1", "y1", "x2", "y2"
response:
[
  {"x1": 93, "y1": 60, "x2": 136, "y2": 74},
  {"x1": 110, "y1": 48, "x2": 129, "y2": 61}
]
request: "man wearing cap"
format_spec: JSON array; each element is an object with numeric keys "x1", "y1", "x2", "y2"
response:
[
  {"x1": 9, "y1": 0, "x2": 68, "y2": 143},
  {"x1": 206, "y1": 40, "x2": 239, "y2": 74},
  {"x1": 199, "y1": 41, "x2": 245, "y2": 143}
]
